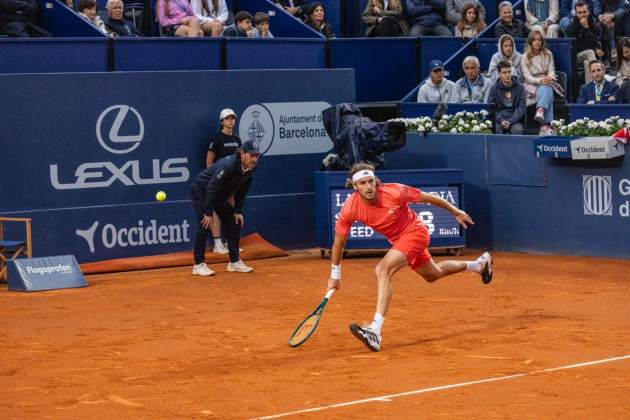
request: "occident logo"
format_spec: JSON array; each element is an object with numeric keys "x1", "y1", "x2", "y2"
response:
[
  {"x1": 50, "y1": 105, "x2": 190, "y2": 190},
  {"x1": 76, "y1": 219, "x2": 191, "y2": 253},
  {"x1": 583, "y1": 175, "x2": 612, "y2": 216},
  {"x1": 96, "y1": 105, "x2": 144, "y2": 154}
]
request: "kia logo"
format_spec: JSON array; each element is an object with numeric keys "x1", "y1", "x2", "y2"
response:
[{"x1": 96, "y1": 105, "x2": 144, "y2": 154}]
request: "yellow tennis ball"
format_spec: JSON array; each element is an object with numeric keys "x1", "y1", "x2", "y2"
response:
[{"x1": 155, "y1": 191, "x2": 166, "y2": 202}]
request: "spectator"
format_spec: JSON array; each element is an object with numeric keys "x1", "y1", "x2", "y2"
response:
[
  {"x1": 454, "y1": 3, "x2": 485, "y2": 37},
  {"x1": 362, "y1": 0, "x2": 409, "y2": 37},
  {"x1": 0, "y1": 0, "x2": 49, "y2": 37},
  {"x1": 488, "y1": 34, "x2": 524, "y2": 82},
  {"x1": 525, "y1": 0, "x2": 560, "y2": 38},
  {"x1": 446, "y1": 0, "x2": 486, "y2": 26},
  {"x1": 222, "y1": 11, "x2": 253, "y2": 37},
  {"x1": 495, "y1": 1, "x2": 530, "y2": 38},
  {"x1": 157, "y1": 0, "x2": 203, "y2": 37},
  {"x1": 191, "y1": 0, "x2": 228, "y2": 37},
  {"x1": 598, "y1": 0, "x2": 630, "y2": 65},
  {"x1": 275, "y1": 0, "x2": 308, "y2": 20},
  {"x1": 77, "y1": 0, "x2": 108, "y2": 35},
  {"x1": 559, "y1": 0, "x2": 601, "y2": 34},
  {"x1": 305, "y1": 2, "x2": 335, "y2": 38},
  {"x1": 453, "y1": 56, "x2": 493, "y2": 102},
  {"x1": 206, "y1": 108, "x2": 242, "y2": 255},
  {"x1": 577, "y1": 60, "x2": 619, "y2": 102},
  {"x1": 405, "y1": 0, "x2": 452, "y2": 36},
  {"x1": 250, "y1": 12, "x2": 273, "y2": 37},
  {"x1": 489, "y1": 61, "x2": 527, "y2": 134},
  {"x1": 565, "y1": 1, "x2": 604, "y2": 83},
  {"x1": 105, "y1": 0, "x2": 143, "y2": 36},
  {"x1": 521, "y1": 30, "x2": 557, "y2": 134},
  {"x1": 616, "y1": 37, "x2": 630, "y2": 103},
  {"x1": 417, "y1": 59, "x2": 456, "y2": 103}
]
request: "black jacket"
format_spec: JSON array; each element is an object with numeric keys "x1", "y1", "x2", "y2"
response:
[
  {"x1": 274, "y1": 0, "x2": 308, "y2": 20},
  {"x1": 104, "y1": 16, "x2": 142, "y2": 37},
  {"x1": 0, "y1": 0, "x2": 39, "y2": 36},
  {"x1": 565, "y1": 15, "x2": 602, "y2": 53},
  {"x1": 493, "y1": 19, "x2": 529, "y2": 39},
  {"x1": 191, "y1": 153, "x2": 255, "y2": 216},
  {"x1": 488, "y1": 76, "x2": 526, "y2": 126}
]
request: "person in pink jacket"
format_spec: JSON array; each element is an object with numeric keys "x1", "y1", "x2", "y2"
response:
[{"x1": 157, "y1": 0, "x2": 203, "y2": 37}]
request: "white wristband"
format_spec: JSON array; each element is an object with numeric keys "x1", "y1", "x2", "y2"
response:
[{"x1": 331, "y1": 264, "x2": 341, "y2": 280}]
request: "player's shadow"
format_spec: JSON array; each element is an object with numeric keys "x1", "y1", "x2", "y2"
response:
[{"x1": 387, "y1": 326, "x2": 488, "y2": 350}]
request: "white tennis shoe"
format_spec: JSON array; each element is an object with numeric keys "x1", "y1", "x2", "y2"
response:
[
  {"x1": 213, "y1": 242, "x2": 229, "y2": 254},
  {"x1": 227, "y1": 260, "x2": 254, "y2": 273},
  {"x1": 349, "y1": 323, "x2": 381, "y2": 352},
  {"x1": 192, "y1": 263, "x2": 215, "y2": 276}
]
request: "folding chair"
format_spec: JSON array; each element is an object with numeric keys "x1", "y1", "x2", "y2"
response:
[{"x1": 0, "y1": 217, "x2": 32, "y2": 282}]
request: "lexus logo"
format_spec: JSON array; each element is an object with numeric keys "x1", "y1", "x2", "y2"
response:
[
  {"x1": 96, "y1": 105, "x2": 144, "y2": 154},
  {"x1": 583, "y1": 175, "x2": 612, "y2": 216}
]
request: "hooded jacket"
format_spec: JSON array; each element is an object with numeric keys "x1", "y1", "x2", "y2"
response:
[
  {"x1": 488, "y1": 76, "x2": 527, "y2": 126},
  {"x1": 488, "y1": 34, "x2": 523, "y2": 82},
  {"x1": 417, "y1": 77, "x2": 456, "y2": 103}
]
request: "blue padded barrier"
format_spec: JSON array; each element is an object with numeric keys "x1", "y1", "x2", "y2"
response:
[
  {"x1": 38, "y1": 0, "x2": 106, "y2": 37},
  {"x1": 418, "y1": 36, "x2": 467, "y2": 79},
  {"x1": 237, "y1": 0, "x2": 324, "y2": 38},
  {"x1": 399, "y1": 102, "x2": 492, "y2": 118},
  {"x1": 329, "y1": 37, "x2": 418, "y2": 102},
  {"x1": 0, "y1": 38, "x2": 109, "y2": 73},
  {"x1": 567, "y1": 104, "x2": 630, "y2": 120},
  {"x1": 113, "y1": 38, "x2": 222, "y2": 71},
  {"x1": 225, "y1": 38, "x2": 325, "y2": 69}
]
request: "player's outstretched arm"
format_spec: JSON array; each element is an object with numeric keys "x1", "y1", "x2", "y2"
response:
[
  {"x1": 327, "y1": 233, "x2": 347, "y2": 291},
  {"x1": 418, "y1": 192, "x2": 475, "y2": 229}
]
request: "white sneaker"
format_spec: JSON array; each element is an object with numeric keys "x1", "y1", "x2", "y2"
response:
[
  {"x1": 192, "y1": 263, "x2": 215, "y2": 276},
  {"x1": 213, "y1": 242, "x2": 229, "y2": 254},
  {"x1": 349, "y1": 324, "x2": 381, "y2": 352},
  {"x1": 477, "y1": 252, "x2": 493, "y2": 284},
  {"x1": 227, "y1": 260, "x2": 254, "y2": 273}
]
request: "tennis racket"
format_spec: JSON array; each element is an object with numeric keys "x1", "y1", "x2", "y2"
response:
[{"x1": 288, "y1": 289, "x2": 335, "y2": 348}]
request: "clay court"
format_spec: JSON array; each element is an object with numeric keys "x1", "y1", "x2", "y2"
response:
[{"x1": 1, "y1": 250, "x2": 629, "y2": 419}]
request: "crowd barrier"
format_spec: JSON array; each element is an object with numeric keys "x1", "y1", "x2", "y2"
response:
[
  {"x1": 39, "y1": 0, "x2": 105, "y2": 37},
  {"x1": 0, "y1": 69, "x2": 355, "y2": 262},
  {"x1": 113, "y1": 38, "x2": 222, "y2": 71},
  {"x1": 225, "y1": 37, "x2": 325, "y2": 69},
  {"x1": 567, "y1": 104, "x2": 630, "y2": 121},
  {"x1": 329, "y1": 37, "x2": 418, "y2": 102}
]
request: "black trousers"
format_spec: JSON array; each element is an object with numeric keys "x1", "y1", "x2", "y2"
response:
[
  {"x1": 192, "y1": 193, "x2": 241, "y2": 264},
  {"x1": 369, "y1": 17, "x2": 401, "y2": 37}
]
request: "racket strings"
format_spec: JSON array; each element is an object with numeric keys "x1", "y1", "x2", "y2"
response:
[{"x1": 288, "y1": 314, "x2": 319, "y2": 346}]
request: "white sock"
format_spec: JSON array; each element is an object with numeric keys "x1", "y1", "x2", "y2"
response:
[
  {"x1": 368, "y1": 313, "x2": 385, "y2": 336},
  {"x1": 213, "y1": 238, "x2": 222, "y2": 247},
  {"x1": 466, "y1": 261, "x2": 482, "y2": 273}
]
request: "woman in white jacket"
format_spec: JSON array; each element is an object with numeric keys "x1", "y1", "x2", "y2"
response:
[
  {"x1": 488, "y1": 34, "x2": 523, "y2": 82},
  {"x1": 191, "y1": 0, "x2": 228, "y2": 37}
]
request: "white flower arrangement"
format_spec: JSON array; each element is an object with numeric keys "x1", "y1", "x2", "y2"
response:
[
  {"x1": 392, "y1": 111, "x2": 494, "y2": 135},
  {"x1": 550, "y1": 116, "x2": 630, "y2": 137}
]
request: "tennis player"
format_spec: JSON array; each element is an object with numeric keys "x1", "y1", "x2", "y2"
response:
[{"x1": 327, "y1": 163, "x2": 493, "y2": 352}]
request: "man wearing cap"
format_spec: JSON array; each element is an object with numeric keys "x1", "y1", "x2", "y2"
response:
[
  {"x1": 206, "y1": 108, "x2": 242, "y2": 254},
  {"x1": 417, "y1": 60, "x2": 456, "y2": 103},
  {"x1": 326, "y1": 163, "x2": 493, "y2": 352},
  {"x1": 190, "y1": 140, "x2": 260, "y2": 276}
]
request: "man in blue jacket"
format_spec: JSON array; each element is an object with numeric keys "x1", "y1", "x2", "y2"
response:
[
  {"x1": 488, "y1": 61, "x2": 527, "y2": 134},
  {"x1": 577, "y1": 60, "x2": 619, "y2": 103},
  {"x1": 405, "y1": 0, "x2": 452, "y2": 36},
  {"x1": 190, "y1": 141, "x2": 260, "y2": 276}
]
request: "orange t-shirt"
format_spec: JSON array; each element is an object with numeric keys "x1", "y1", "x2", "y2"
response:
[{"x1": 335, "y1": 183, "x2": 426, "y2": 242}]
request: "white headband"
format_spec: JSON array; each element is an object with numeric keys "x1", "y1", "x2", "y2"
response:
[{"x1": 352, "y1": 169, "x2": 375, "y2": 183}]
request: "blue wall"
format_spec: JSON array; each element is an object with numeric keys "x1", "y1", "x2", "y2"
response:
[{"x1": 0, "y1": 69, "x2": 355, "y2": 262}]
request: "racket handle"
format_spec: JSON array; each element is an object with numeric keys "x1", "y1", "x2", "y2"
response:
[{"x1": 325, "y1": 289, "x2": 335, "y2": 300}]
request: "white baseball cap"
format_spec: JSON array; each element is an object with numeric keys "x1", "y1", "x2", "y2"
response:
[{"x1": 219, "y1": 108, "x2": 237, "y2": 120}]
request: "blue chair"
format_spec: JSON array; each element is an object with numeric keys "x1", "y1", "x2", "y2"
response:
[{"x1": 0, "y1": 217, "x2": 32, "y2": 282}]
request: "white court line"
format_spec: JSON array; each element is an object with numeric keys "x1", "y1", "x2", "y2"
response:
[{"x1": 252, "y1": 354, "x2": 630, "y2": 419}]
